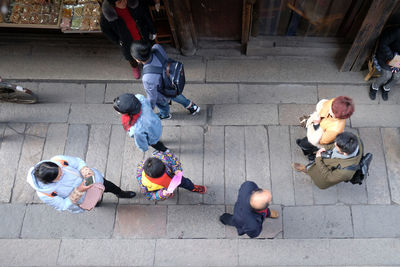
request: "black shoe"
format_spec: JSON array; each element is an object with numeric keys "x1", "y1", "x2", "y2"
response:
[
  {"x1": 382, "y1": 89, "x2": 389, "y2": 101},
  {"x1": 219, "y1": 213, "x2": 234, "y2": 226},
  {"x1": 369, "y1": 85, "x2": 378, "y2": 100},
  {"x1": 95, "y1": 195, "x2": 104, "y2": 207},
  {"x1": 307, "y1": 154, "x2": 316, "y2": 161},
  {"x1": 117, "y1": 191, "x2": 136, "y2": 198}
]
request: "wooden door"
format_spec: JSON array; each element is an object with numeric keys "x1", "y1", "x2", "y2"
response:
[{"x1": 189, "y1": 0, "x2": 243, "y2": 40}]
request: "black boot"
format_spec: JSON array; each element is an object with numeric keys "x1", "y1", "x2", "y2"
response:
[
  {"x1": 219, "y1": 213, "x2": 234, "y2": 226},
  {"x1": 382, "y1": 88, "x2": 389, "y2": 101},
  {"x1": 369, "y1": 85, "x2": 378, "y2": 100},
  {"x1": 117, "y1": 191, "x2": 136, "y2": 198}
]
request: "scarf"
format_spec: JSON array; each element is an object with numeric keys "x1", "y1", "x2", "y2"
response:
[{"x1": 121, "y1": 111, "x2": 141, "y2": 131}]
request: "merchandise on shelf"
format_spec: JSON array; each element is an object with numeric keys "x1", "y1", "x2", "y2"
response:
[{"x1": 61, "y1": 0, "x2": 101, "y2": 31}]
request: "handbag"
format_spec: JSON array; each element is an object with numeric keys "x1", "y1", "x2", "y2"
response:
[{"x1": 79, "y1": 183, "x2": 105, "y2": 211}]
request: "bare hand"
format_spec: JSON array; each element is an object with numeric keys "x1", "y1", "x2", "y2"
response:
[
  {"x1": 80, "y1": 166, "x2": 94, "y2": 178},
  {"x1": 77, "y1": 180, "x2": 93, "y2": 192},
  {"x1": 316, "y1": 148, "x2": 326, "y2": 158},
  {"x1": 313, "y1": 116, "x2": 321, "y2": 125},
  {"x1": 174, "y1": 170, "x2": 182, "y2": 175},
  {"x1": 162, "y1": 190, "x2": 171, "y2": 197}
]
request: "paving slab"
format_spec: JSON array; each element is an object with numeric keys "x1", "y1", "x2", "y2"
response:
[
  {"x1": 212, "y1": 104, "x2": 278, "y2": 125},
  {"x1": 85, "y1": 83, "x2": 106, "y2": 103},
  {"x1": 184, "y1": 83, "x2": 239, "y2": 104},
  {"x1": 290, "y1": 126, "x2": 314, "y2": 205},
  {"x1": 317, "y1": 84, "x2": 372, "y2": 104},
  {"x1": 0, "y1": 239, "x2": 60, "y2": 266},
  {"x1": 358, "y1": 128, "x2": 391, "y2": 204},
  {"x1": 0, "y1": 123, "x2": 25, "y2": 202},
  {"x1": 244, "y1": 126, "x2": 271, "y2": 190},
  {"x1": 351, "y1": 105, "x2": 400, "y2": 127},
  {"x1": 313, "y1": 184, "x2": 338, "y2": 205},
  {"x1": 58, "y1": 239, "x2": 155, "y2": 266},
  {"x1": 225, "y1": 205, "x2": 283, "y2": 239},
  {"x1": 178, "y1": 126, "x2": 204, "y2": 204},
  {"x1": 206, "y1": 57, "x2": 364, "y2": 83},
  {"x1": 225, "y1": 126, "x2": 246, "y2": 205},
  {"x1": 12, "y1": 124, "x2": 47, "y2": 203},
  {"x1": 239, "y1": 84, "x2": 317, "y2": 104},
  {"x1": 283, "y1": 205, "x2": 353, "y2": 238},
  {"x1": 0, "y1": 103, "x2": 70, "y2": 123},
  {"x1": 167, "y1": 205, "x2": 225, "y2": 238},
  {"x1": 85, "y1": 124, "x2": 111, "y2": 174},
  {"x1": 105, "y1": 82, "x2": 144, "y2": 103},
  {"x1": 238, "y1": 238, "x2": 400, "y2": 266},
  {"x1": 104, "y1": 124, "x2": 126, "y2": 203},
  {"x1": 68, "y1": 104, "x2": 119, "y2": 124},
  {"x1": 337, "y1": 181, "x2": 368, "y2": 204},
  {"x1": 36, "y1": 82, "x2": 85, "y2": 103},
  {"x1": 180, "y1": 58, "x2": 206, "y2": 82},
  {"x1": 159, "y1": 105, "x2": 207, "y2": 126},
  {"x1": 156, "y1": 126, "x2": 181, "y2": 205},
  {"x1": 204, "y1": 126, "x2": 225, "y2": 204},
  {"x1": 154, "y1": 239, "x2": 238, "y2": 266},
  {"x1": 381, "y1": 128, "x2": 400, "y2": 204},
  {"x1": 113, "y1": 205, "x2": 167, "y2": 238},
  {"x1": 0, "y1": 204, "x2": 26, "y2": 238},
  {"x1": 268, "y1": 126, "x2": 295, "y2": 205},
  {"x1": 21, "y1": 203, "x2": 116, "y2": 238},
  {"x1": 119, "y1": 133, "x2": 145, "y2": 205},
  {"x1": 41, "y1": 123, "x2": 68, "y2": 160},
  {"x1": 352, "y1": 205, "x2": 400, "y2": 238},
  {"x1": 278, "y1": 104, "x2": 315, "y2": 125},
  {"x1": 64, "y1": 124, "x2": 89, "y2": 160}
]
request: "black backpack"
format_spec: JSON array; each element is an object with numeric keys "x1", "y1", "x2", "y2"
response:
[
  {"x1": 343, "y1": 153, "x2": 373, "y2": 185},
  {"x1": 142, "y1": 49, "x2": 185, "y2": 98}
]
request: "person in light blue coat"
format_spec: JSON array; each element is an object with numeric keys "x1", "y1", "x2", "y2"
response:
[
  {"x1": 27, "y1": 155, "x2": 136, "y2": 213},
  {"x1": 113, "y1": 93, "x2": 168, "y2": 152}
]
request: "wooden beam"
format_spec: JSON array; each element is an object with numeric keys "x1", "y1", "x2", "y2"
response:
[
  {"x1": 340, "y1": 0, "x2": 398, "y2": 72},
  {"x1": 242, "y1": 0, "x2": 254, "y2": 54}
]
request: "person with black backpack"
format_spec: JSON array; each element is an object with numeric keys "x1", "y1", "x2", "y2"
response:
[
  {"x1": 130, "y1": 41, "x2": 200, "y2": 120},
  {"x1": 291, "y1": 132, "x2": 372, "y2": 189}
]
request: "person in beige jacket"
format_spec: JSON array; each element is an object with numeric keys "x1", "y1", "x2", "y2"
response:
[
  {"x1": 292, "y1": 132, "x2": 362, "y2": 189},
  {"x1": 297, "y1": 96, "x2": 354, "y2": 161}
]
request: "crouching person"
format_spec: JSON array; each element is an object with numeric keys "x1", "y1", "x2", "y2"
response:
[
  {"x1": 219, "y1": 181, "x2": 279, "y2": 238},
  {"x1": 136, "y1": 150, "x2": 206, "y2": 201},
  {"x1": 292, "y1": 132, "x2": 362, "y2": 189},
  {"x1": 27, "y1": 155, "x2": 136, "y2": 213}
]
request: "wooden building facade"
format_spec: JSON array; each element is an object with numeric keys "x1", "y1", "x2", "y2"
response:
[{"x1": 164, "y1": 0, "x2": 400, "y2": 71}]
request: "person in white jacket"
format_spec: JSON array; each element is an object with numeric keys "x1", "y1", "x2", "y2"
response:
[{"x1": 27, "y1": 155, "x2": 135, "y2": 213}]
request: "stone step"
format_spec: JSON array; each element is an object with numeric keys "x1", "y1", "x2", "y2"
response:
[{"x1": 0, "y1": 238, "x2": 399, "y2": 266}]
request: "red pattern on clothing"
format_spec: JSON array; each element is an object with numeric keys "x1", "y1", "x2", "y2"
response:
[
  {"x1": 115, "y1": 7, "x2": 141, "y2": 40},
  {"x1": 144, "y1": 172, "x2": 172, "y2": 189},
  {"x1": 121, "y1": 111, "x2": 141, "y2": 131}
]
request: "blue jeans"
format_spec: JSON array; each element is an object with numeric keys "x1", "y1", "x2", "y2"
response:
[
  {"x1": 156, "y1": 94, "x2": 192, "y2": 117},
  {"x1": 178, "y1": 176, "x2": 195, "y2": 191}
]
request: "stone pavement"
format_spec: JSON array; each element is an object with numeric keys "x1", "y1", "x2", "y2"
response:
[{"x1": 0, "y1": 40, "x2": 400, "y2": 266}]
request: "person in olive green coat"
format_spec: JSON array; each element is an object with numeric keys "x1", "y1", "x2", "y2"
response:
[{"x1": 292, "y1": 132, "x2": 362, "y2": 189}]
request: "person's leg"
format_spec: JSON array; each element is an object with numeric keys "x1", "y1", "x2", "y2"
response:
[
  {"x1": 172, "y1": 94, "x2": 200, "y2": 115},
  {"x1": 296, "y1": 137, "x2": 318, "y2": 155},
  {"x1": 156, "y1": 101, "x2": 171, "y2": 119},
  {"x1": 150, "y1": 141, "x2": 168, "y2": 152},
  {"x1": 103, "y1": 178, "x2": 136, "y2": 198},
  {"x1": 178, "y1": 176, "x2": 207, "y2": 193},
  {"x1": 372, "y1": 68, "x2": 392, "y2": 89},
  {"x1": 382, "y1": 71, "x2": 400, "y2": 100}
]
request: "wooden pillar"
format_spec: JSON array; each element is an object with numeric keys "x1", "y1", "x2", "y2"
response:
[
  {"x1": 242, "y1": 0, "x2": 255, "y2": 54},
  {"x1": 340, "y1": 0, "x2": 398, "y2": 72},
  {"x1": 166, "y1": 0, "x2": 197, "y2": 56}
]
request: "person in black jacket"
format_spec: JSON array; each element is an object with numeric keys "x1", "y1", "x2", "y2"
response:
[
  {"x1": 370, "y1": 26, "x2": 400, "y2": 101},
  {"x1": 219, "y1": 181, "x2": 279, "y2": 238},
  {"x1": 100, "y1": 0, "x2": 156, "y2": 79}
]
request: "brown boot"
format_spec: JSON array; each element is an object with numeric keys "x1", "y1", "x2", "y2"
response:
[
  {"x1": 292, "y1": 163, "x2": 307, "y2": 173},
  {"x1": 269, "y1": 209, "x2": 279, "y2": 219}
]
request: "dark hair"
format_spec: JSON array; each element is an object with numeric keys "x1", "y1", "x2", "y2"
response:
[
  {"x1": 130, "y1": 41, "x2": 151, "y2": 62},
  {"x1": 34, "y1": 162, "x2": 60, "y2": 184},
  {"x1": 335, "y1": 132, "x2": 358, "y2": 154},
  {"x1": 331, "y1": 96, "x2": 354, "y2": 119},
  {"x1": 143, "y1": 158, "x2": 166, "y2": 178},
  {"x1": 107, "y1": 0, "x2": 118, "y2": 6}
]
